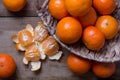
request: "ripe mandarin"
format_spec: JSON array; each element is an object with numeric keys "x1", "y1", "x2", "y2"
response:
[
  {"x1": 93, "y1": 0, "x2": 115, "y2": 15},
  {"x1": 92, "y1": 62, "x2": 116, "y2": 78},
  {"x1": 0, "y1": 54, "x2": 16, "y2": 78},
  {"x1": 56, "y1": 17, "x2": 82, "y2": 44},
  {"x1": 48, "y1": 0, "x2": 69, "y2": 19},
  {"x1": 67, "y1": 54, "x2": 91, "y2": 75},
  {"x1": 82, "y1": 26, "x2": 105, "y2": 50},
  {"x1": 3, "y1": 0, "x2": 26, "y2": 12},
  {"x1": 96, "y1": 15, "x2": 118, "y2": 39},
  {"x1": 79, "y1": 7, "x2": 97, "y2": 28},
  {"x1": 65, "y1": 0, "x2": 92, "y2": 17}
]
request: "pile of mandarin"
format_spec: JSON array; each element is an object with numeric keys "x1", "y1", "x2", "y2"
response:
[
  {"x1": 11, "y1": 22, "x2": 62, "y2": 71},
  {"x1": 48, "y1": 0, "x2": 118, "y2": 51},
  {"x1": 48, "y1": 0, "x2": 119, "y2": 78}
]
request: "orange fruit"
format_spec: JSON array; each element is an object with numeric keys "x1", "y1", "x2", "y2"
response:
[
  {"x1": 93, "y1": 0, "x2": 115, "y2": 15},
  {"x1": 17, "y1": 29, "x2": 34, "y2": 47},
  {"x1": 95, "y1": 15, "x2": 118, "y2": 39},
  {"x1": 56, "y1": 17, "x2": 82, "y2": 44},
  {"x1": 3, "y1": 0, "x2": 26, "y2": 12},
  {"x1": 79, "y1": 7, "x2": 97, "y2": 28},
  {"x1": 0, "y1": 54, "x2": 16, "y2": 78},
  {"x1": 67, "y1": 53, "x2": 91, "y2": 75},
  {"x1": 82, "y1": 26, "x2": 105, "y2": 50},
  {"x1": 92, "y1": 62, "x2": 116, "y2": 78},
  {"x1": 64, "y1": 0, "x2": 92, "y2": 17},
  {"x1": 48, "y1": 0, "x2": 69, "y2": 19}
]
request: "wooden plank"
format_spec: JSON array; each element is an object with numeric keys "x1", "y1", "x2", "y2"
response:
[
  {"x1": 0, "y1": 0, "x2": 39, "y2": 17},
  {"x1": 0, "y1": 17, "x2": 40, "y2": 31},
  {"x1": 1, "y1": 17, "x2": 113, "y2": 80},
  {"x1": 0, "y1": 17, "x2": 95, "y2": 80},
  {"x1": 1, "y1": 31, "x2": 119, "y2": 80},
  {"x1": 0, "y1": 17, "x2": 120, "y2": 80}
]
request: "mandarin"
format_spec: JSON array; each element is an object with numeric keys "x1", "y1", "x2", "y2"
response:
[
  {"x1": 82, "y1": 26, "x2": 105, "y2": 50},
  {"x1": 17, "y1": 29, "x2": 34, "y2": 47},
  {"x1": 79, "y1": 7, "x2": 97, "y2": 28},
  {"x1": 48, "y1": 0, "x2": 69, "y2": 19},
  {"x1": 96, "y1": 15, "x2": 118, "y2": 39},
  {"x1": 93, "y1": 0, "x2": 115, "y2": 15},
  {"x1": 64, "y1": 0, "x2": 92, "y2": 17},
  {"x1": 3, "y1": 0, "x2": 26, "y2": 12},
  {"x1": 0, "y1": 54, "x2": 16, "y2": 78},
  {"x1": 92, "y1": 62, "x2": 116, "y2": 78},
  {"x1": 56, "y1": 17, "x2": 82, "y2": 44},
  {"x1": 67, "y1": 53, "x2": 91, "y2": 75}
]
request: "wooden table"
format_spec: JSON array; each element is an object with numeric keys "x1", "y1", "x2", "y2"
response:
[{"x1": 0, "y1": 0, "x2": 120, "y2": 80}]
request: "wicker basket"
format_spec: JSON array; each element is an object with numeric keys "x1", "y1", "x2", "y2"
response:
[{"x1": 35, "y1": 0, "x2": 120, "y2": 62}]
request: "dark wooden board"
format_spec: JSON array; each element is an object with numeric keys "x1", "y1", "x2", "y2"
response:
[
  {"x1": 0, "y1": 0, "x2": 120, "y2": 80},
  {"x1": 0, "y1": 0, "x2": 38, "y2": 17},
  {"x1": 0, "y1": 15, "x2": 120, "y2": 80},
  {"x1": 0, "y1": 17, "x2": 95, "y2": 80}
]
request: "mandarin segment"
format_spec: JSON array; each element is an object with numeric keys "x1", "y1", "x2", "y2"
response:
[
  {"x1": 15, "y1": 43, "x2": 26, "y2": 51},
  {"x1": 17, "y1": 29, "x2": 34, "y2": 47},
  {"x1": 25, "y1": 43, "x2": 41, "y2": 62},
  {"x1": 26, "y1": 24, "x2": 34, "y2": 36},
  {"x1": 38, "y1": 44, "x2": 46, "y2": 60},
  {"x1": 41, "y1": 36, "x2": 59, "y2": 56},
  {"x1": 34, "y1": 22, "x2": 49, "y2": 43}
]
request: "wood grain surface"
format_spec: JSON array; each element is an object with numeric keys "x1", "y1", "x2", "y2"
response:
[
  {"x1": 0, "y1": 0, "x2": 120, "y2": 80},
  {"x1": 0, "y1": 0, "x2": 37, "y2": 17}
]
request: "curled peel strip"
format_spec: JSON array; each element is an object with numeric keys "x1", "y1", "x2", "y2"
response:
[
  {"x1": 48, "y1": 51, "x2": 63, "y2": 60},
  {"x1": 31, "y1": 61, "x2": 41, "y2": 71},
  {"x1": 23, "y1": 57, "x2": 29, "y2": 65}
]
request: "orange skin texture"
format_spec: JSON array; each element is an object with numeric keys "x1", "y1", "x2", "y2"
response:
[
  {"x1": 93, "y1": 0, "x2": 115, "y2": 15},
  {"x1": 18, "y1": 29, "x2": 33, "y2": 47},
  {"x1": 67, "y1": 54, "x2": 91, "y2": 75},
  {"x1": 65, "y1": 0, "x2": 92, "y2": 17},
  {"x1": 56, "y1": 17, "x2": 82, "y2": 44},
  {"x1": 82, "y1": 26, "x2": 105, "y2": 50},
  {"x1": 3, "y1": 0, "x2": 26, "y2": 12},
  {"x1": 0, "y1": 54, "x2": 16, "y2": 78},
  {"x1": 92, "y1": 62, "x2": 116, "y2": 78},
  {"x1": 95, "y1": 15, "x2": 118, "y2": 39},
  {"x1": 79, "y1": 7, "x2": 97, "y2": 28},
  {"x1": 48, "y1": 0, "x2": 69, "y2": 19}
]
